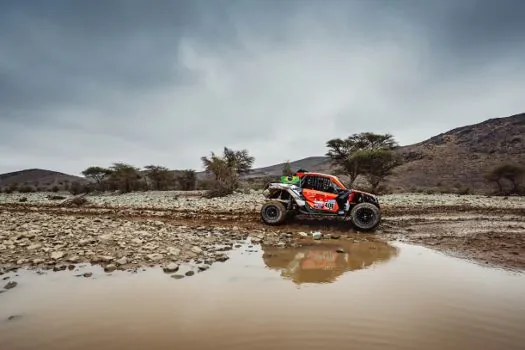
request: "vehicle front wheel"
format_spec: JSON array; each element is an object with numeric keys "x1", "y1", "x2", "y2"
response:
[
  {"x1": 350, "y1": 202, "x2": 381, "y2": 232},
  {"x1": 260, "y1": 201, "x2": 288, "y2": 225}
]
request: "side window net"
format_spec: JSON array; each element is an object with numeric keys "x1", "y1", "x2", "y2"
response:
[{"x1": 302, "y1": 176, "x2": 332, "y2": 192}]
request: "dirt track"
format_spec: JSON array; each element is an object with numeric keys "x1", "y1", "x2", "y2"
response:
[{"x1": 0, "y1": 191, "x2": 524, "y2": 272}]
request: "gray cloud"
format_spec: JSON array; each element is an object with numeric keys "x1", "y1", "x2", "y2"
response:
[{"x1": 1, "y1": 0, "x2": 524, "y2": 175}]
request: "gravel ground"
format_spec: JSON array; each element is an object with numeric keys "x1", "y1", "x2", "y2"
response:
[
  {"x1": 1, "y1": 191, "x2": 524, "y2": 210},
  {"x1": 0, "y1": 190, "x2": 524, "y2": 277}
]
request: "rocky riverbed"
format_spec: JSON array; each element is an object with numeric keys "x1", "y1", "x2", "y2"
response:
[
  {"x1": 1, "y1": 190, "x2": 525, "y2": 211},
  {"x1": 0, "y1": 209, "x2": 360, "y2": 279},
  {"x1": 0, "y1": 191, "x2": 524, "y2": 278}
]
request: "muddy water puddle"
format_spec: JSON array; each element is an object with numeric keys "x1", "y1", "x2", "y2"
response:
[{"x1": 1, "y1": 240, "x2": 525, "y2": 350}]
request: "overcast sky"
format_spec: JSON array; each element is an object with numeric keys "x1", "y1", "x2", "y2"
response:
[{"x1": 1, "y1": 0, "x2": 524, "y2": 175}]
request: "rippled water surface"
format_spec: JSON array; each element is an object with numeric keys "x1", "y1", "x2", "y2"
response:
[{"x1": 1, "y1": 240, "x2": 524, "y2": 350}]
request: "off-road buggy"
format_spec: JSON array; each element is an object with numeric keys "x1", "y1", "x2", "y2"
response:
[{"x1": 261, "y1": 169, "x2": 381, "y2": 231}]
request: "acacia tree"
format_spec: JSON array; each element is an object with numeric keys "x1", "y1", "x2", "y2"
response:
[
  {"x1": 201, "y1": 147, "x2": 255, "y2": 197},
  {"x1": 81, "y1": 166, "x2": 112, "y2": 191},
  {"x1": 353, "y1": 149, "x2": 403, "y2": 192},
  {"x1": 143, "y1": 165, "x2": 173, "y2": 190},
  {"x1": 485, "y1": 163, "x2": 524, "y2": 194},
  {"x1": 222, "y1": 147, "x2": 255, "y2": 175},
  {"x1": 326, "y1": 132, "x2": 398, "y2": 186},
  {"x1": 177, "y1": 170, "x2": 197, "y2": 191},
  {"x1": 108, "y1": 162, "x2": 142, "y2": 193}
]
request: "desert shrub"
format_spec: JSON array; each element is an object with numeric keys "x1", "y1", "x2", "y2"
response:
[
  {"x1": 70, "y1": 197, "x2": 88, "y2": 206},
  {"x1": 3, "y1": 188, "x2": 13, "y2": 194},
  {"x1": 7, "y1": 182, "x2": 19, "y2": 192},
  {"x1": 47, "y1": 194, "x2": 66, "y2": 200},
  {"x1": 437, "y1": 187, "x2": 452, "y2": 194},
  {"x1": 18, "y1": 185, "x2": 35, "y2": 193},
  {"x1": 425, "y1": 189, "x2": 436, "y2": 195},
  {"x1": 69, "y1": 181, "x2": 83, "y2": 195},
  {"x1": 51, "y1": 186, "x2": 60, "y2": 192},
  {"x1": 195, "y1": 178, "x2": 214, "y2": 190},
  {"x1": 200, "y1": 147, "x2": 255, "y2": 198},
  {"x1": 204, "y1": 185, "x2": 235, "y2": 198},
  {"x1": 457, "y1": 187, "x2": 471, "y2": 195},
  {"x1": 485, "y1": 163, "x2": 524, "y2": 195},
  {"x1": 176, "y1": 170, "x2": 197, "y2": 191},
  {"x1": 19, "y1": 197, "x2": 27, "y2": 202}
]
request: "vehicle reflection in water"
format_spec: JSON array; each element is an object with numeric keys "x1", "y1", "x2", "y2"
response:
[{"x1": 261, "y1": 239, "x2": 399, "y2": 285}]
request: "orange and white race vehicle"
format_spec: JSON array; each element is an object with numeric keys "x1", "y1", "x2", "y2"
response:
[{"x1": 261, "y1": 169, "x2": 381, "y2": 231}]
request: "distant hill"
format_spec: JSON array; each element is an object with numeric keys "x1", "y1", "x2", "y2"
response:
[
  {"x1": 388, "y1": 113, "x2": 525, "y2": 193},
  {"x1": 0, "y1": 169, "x2": 89, "y2": 192},
  {"x1": 244, "y1": 112, "x2": 525, "y2": 193},
  {"x1": 241, "y1": 156, "x2": 331, "y2": 178},
  {"x1": 2, "y1": 113, "x2": 523, "y2": 194}
]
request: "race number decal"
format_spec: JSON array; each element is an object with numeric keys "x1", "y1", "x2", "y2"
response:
[{"x1": 324, "y1": 200, "x2": 336, "y2": 210}]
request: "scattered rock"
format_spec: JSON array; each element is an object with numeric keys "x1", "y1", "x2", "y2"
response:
[
  {"x1": 7, "y1": 314, "x2": 23, "y2": 321},
  {"x1": 98, "y1": 234, "x2": 113, "y2": 242},
  {"x1": 53, "y1": 264, "x2": 67, "y2": 271},
  {"x1": 198, "y1": 264, "x2": 210, "y2": 271},
  {"x1": 98, "y1": 256, "x2": 115, "y2": 263},
  {"x1": 115, "y1": 257, "x2": 128, "y2": 265},
  {"x1": 336, "y1": 248, "x2": 345, "y2": 253},
  {"x1": 297, "y1": 232, "x2": 308, "y2": 238},
  {"x1": 83, "y1": 272, "x2": 93, "y2": 278},
  {"x1": 4, "y1": 281, "x2": 17, "y2": 290},
  {"x1": 79, "y1": 238, "x2": 96, "y2": 246},
  {"x1": 50, "y1": 251, "x2": 64, "y2": 260},
  {"x1": 147, "y1": 253, "x2": 163, "y2": 262},
  {"x1": 191, "y1": 246, "x2": 203, "y2": 254},
  {"x1": 215, "y1": 254, "x2": 229, "y2": 262},
  {"x1": 163, "y1": 263, "x2": 179, "y2": 273},
  {"x1": 185, "y1": 270, "x2": 195, "y2": 276},
  {"x1": 167, "y1": 247, "x2": 181, "y2": 257},
  {"x1": 312, "y1": 232, "x2": 322, "y2": 240},
  {"x1": 131, "y1": 238, "x2": 143, "y2": 245},
  {"x1": 104, "y1": 264, "x2": 117, "y2": 273},
  {"x1": 171, "y1": 274, "x2": 184, "y2": 279},
  {"x1": 67, "y1": 256, "x2": 80, "y2": 263}
]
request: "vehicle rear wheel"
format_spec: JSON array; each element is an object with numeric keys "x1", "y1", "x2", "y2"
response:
[
  {"x1": 261, "y1": 201, "x2": 288, "y2": 225},
  {"x1": 350, "y1": 202, "x2": 381, "y2": 231}
]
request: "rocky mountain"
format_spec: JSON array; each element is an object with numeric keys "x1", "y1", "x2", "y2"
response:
[
  {"x1": 0, "y1": 169, "x2": 89, "y2": 192},
  {"x1": 388, "y1": 113, "x2": 525, "y2": 193},
  {"x1": 245, "y1": 113, "x2": 525, "y2": 193}
]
